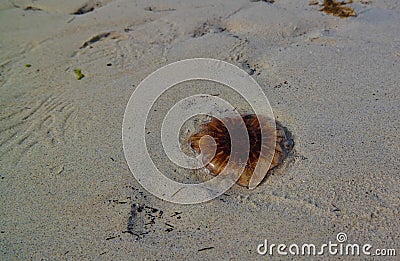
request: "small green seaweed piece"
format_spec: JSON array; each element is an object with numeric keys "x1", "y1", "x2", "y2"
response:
[
  {"x1": 74, "y1": 68, "x2": 85, "y2": 80},
  {"x1": 25, "y1": 64, "x2": 31, "y2": 68}
]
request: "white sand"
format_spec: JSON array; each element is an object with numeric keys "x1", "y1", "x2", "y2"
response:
[{"x1": 1, "y1": 0, "x2": 399, "y2": 259}]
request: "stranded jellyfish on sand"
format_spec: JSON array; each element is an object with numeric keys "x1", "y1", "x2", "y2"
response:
[{"x1": 189, "y1": 114, "x2": 294, "y2": 188}]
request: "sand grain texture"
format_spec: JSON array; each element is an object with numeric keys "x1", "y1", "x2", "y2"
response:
[{"x1": 1, "y1": 0, "x2": 399, "y2": 260}]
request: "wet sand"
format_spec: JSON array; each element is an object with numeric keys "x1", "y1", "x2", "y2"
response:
[{"x1": 1, "y1": 0, "x2": 399, "y2": 259}]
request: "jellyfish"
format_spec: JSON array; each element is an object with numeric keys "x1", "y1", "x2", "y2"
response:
[{"x1": 189, "y1": 114, "x2": 294, "y2": 188}]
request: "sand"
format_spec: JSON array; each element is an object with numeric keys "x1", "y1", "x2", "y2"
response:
[{"x1": 1, "y1": 0, "x2": 399, "y2": 260}]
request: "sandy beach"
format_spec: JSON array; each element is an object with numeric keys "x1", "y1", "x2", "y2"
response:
[{"x1": 1, "y1": 0, "x2": 399, "y2": 259}]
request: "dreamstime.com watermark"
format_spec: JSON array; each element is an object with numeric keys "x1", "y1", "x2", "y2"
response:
[{"x1": 257, "y1": 232, "x2": 397, "y2": 257}]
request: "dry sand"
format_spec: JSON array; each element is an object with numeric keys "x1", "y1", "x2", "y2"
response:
[{"x1": 1, "y1": 0, "x2": 399, "y2": 260}]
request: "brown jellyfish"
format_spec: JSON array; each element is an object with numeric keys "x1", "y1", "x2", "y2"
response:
[{"x1": 189, "y1": 114, "x2": 293, "y2": 188}]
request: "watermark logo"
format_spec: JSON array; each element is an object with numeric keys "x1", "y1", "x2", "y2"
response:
[
  {"x1": 257, "y1": 232, "x2": 397, "y2": 257},
  {"x1": 122, "y1": 58, "x2": 275, "y2": 204},
  {"x1": 336, "y1": 232, "x2": 347, "y2": 243}
]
